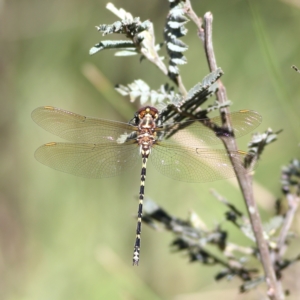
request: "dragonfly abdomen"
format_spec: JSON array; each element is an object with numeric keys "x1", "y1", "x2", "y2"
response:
[{"x1": 133, "y1": 156, "x2": 148, "y2": 265}]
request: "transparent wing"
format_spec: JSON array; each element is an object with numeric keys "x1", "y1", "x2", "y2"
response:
[
  {"x1": 32, "y1": 106, "x2": 137, "y2": 144},
  {"x1": 150, "y1": 144, "x2": 251, "y2": 182},
  {"x1": 159, "y1": 110, "x2": 262, "y2": 146},
  {"x1": 34, "y1": 141, "x2": 140, "y2": 178}
]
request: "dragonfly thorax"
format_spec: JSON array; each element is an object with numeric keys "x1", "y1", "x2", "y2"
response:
[{"x1": 137, "y1": 106, "x2": 158, "y2": 157}]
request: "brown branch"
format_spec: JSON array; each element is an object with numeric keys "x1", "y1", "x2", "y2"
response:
[
  {"x1": 184, "y1": 0, "x2": 203, "y2": 32},
  {"x1": 199, "y1": 10, "x2": 283, "y2": 300}
]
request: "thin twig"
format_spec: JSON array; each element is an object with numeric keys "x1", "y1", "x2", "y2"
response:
[
  {"x1": 143, "y1": 198, "x2": 257, "y2": 282},
  {"x1": 184, "y1": 0, "x2": 203, "y2": 33},
  {"x1": 201, "y1": 11, "x2": 283, "y2": 300},
  {"x1": 276, "y1": 193, "x2": 300, "y2": 258}
]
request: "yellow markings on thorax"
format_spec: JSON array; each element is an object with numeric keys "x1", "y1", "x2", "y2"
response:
[{"x1": 239, "y1": 109, "x2": 250, "y2": 113}]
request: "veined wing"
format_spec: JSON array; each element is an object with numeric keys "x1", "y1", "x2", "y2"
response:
[
  {"x1": 34, "y1": 141, "x2": 140, "y2": 178},
  {"x1": 32, "y1": 106, "x2": 137, "y2": 144},
  {"x1": 150, "y1": 143, "x2": 252, "y2": 182},
  {"x1": 158, "y1": 110, "x2": 262, "y2": 147}
]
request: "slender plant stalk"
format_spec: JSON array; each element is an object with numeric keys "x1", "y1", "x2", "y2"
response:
[
  {"x1": 277, "y1": 193, "x2": 300, "y2": 258},
  {"x1": 195, "y1": 10, "x2": 283, "y2": 300}
]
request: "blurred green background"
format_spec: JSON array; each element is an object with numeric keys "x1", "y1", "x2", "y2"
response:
[{"x1": 1, "y1": 0, "x2": 300, "y2": 299}]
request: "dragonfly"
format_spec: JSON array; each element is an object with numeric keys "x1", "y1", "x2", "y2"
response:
[{"x1": 32, "y1": 106, "x2": 261, "y2": 265}]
